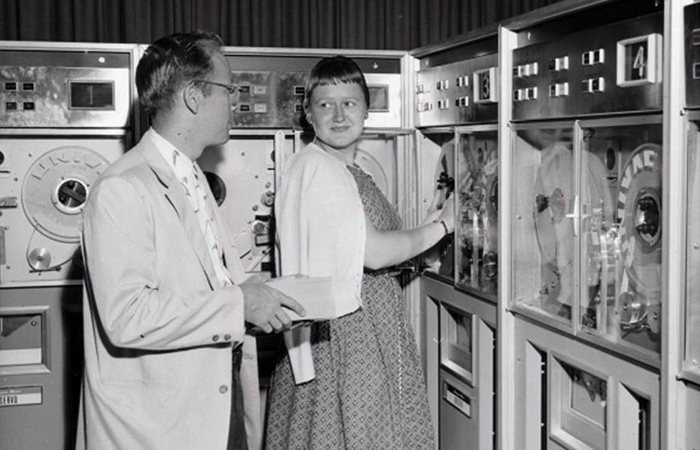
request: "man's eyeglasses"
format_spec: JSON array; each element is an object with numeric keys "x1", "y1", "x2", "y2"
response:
[{"x1": 193, "y1": 79, "x2": 239, "y2": 96}]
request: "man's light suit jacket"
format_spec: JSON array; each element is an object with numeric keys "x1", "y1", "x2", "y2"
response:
[{"x1": 77, "y1": 130, "x2": 260, "y2": 450}]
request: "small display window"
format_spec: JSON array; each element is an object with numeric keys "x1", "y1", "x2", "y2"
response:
[
  {"x1": 473, "y1": 67, "x2": 498, "y2": 104},
  {"x1": 0, "y1": 310, "x2": 46, "y2": 372},
  {"x1": 616, "y1": 34, "x2": 663, "y2": 87},
  {"x1": 69, "y1": 80, "x2": 115, "y2": 110},
  {"x1": 368, "y1": 85, "x2": 390, "y2": 112}
]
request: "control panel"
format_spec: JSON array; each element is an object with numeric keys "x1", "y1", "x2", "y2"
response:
[
  {"x1": 230, "y1": 69, "x2": 307, "y2": 128},
  {"x1": 0, "y1": 50, "x2": 132, "y2": 128},
  {"x1": 512, "y1": 13, "x2": 663, "y2": 120},
  {"x1": 224, "y1": 53, "x2": 403, "y2": 129},
  {"x1": 415, "y1": 53, "x2": 498, "y2": 127}
]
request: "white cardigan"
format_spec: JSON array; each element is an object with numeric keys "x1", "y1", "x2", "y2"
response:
[{"x1": 276, "y1": 142, "x2": 365, "y2": 383}]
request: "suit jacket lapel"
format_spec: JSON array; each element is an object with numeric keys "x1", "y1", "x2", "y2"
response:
[{"x1": 136, "y1": 140, "x2": 220, "y2": 289}]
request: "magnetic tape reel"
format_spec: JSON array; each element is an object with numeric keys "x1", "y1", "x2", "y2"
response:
[
  {"x1": 21, "y1": 146, "x2": 112, "y2": 272},
  {"x1": 457, "y1": 140, "x2": 498, "y2": 293},
  {"x1": 614, "y1": 143, "x2": 662, "y2": 337},
  {"x1": 533, "y1": 143, "x2": 577, "y2": 317},
  {"x1": 533, "y1": 142, "x2": 611, "y2": 318}
]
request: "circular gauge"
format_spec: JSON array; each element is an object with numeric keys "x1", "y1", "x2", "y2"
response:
[
  {"x1": 204, "y1": 171, "x2": 227, "y2": 207},
  {"x1": 22, "y1": 146, "x2": 111, "y2": 243}
]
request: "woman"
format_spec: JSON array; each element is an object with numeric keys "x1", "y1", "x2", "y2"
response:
[{"x1": 266, "y1": 56, "x2": 454, "y2": 449}]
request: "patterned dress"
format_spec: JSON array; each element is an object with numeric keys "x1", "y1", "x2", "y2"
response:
[{"x1": 265, "y1": 164, "x2": 435, "y2": 450}]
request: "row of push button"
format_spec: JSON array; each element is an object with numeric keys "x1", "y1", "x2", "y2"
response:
[
  {"x1": 515, "y1": 49, "x2": 603, "y2": 77},
  {"x1": 4, "y1": 81, "x2": 35, "y2": 91},
  {"x1": 5, "y1": 101, "x2": 35, "y2": 111},
  {"x1": 514, "y1": 79, "x2": 602, "y2": 101},
  {"x1": 418, "y1": 95, "x2": 471, "y2": 112},
  {"x1": 516, "y1": 51, "x2": 599, "y2": 78},
  {"x1": 516, "y1": 57, "x2": 569, "y2": 77},
  {"x1": 416, "y1": 75, "x2": 473, "y2": 94}
]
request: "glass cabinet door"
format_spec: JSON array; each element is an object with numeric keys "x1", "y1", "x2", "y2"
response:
[
  {"x1": 455, "y1": 129, "x2": 498, "y2": 299},
  {"x1": 686, "y1": 119, "x2": 700, "y2": 375},
  {"x1": 421, "y1": 132, "x2": 456, "y2": 281},
  {"x1": 511, "y1": 125, "x2": 576, "y2": 325},
  {"x1": 579, "y1": 120, "x2": 662, "y2": 355}
]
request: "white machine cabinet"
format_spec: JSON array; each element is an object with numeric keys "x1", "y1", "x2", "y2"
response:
[{"x1": 501, "y1": 1, "x2": 667, "y2": 449}]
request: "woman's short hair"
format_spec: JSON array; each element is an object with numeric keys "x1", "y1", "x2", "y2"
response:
[
  {"x1": 305, "y1": 56, "x2": 370, "y2": 109},
  {"x1": 136, "y1": 30, "x2": 224, "y2": 114}
]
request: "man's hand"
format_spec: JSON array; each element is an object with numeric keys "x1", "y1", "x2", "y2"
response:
[{"x1": 239, "y1": 276, "x2": 306, "y2": 333}]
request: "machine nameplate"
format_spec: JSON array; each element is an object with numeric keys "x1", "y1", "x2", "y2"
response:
[
  {"x1": 0, "y1": 386, "x2": 42, "y2": 407},
  {"x1": 443, "y1": 381, "x2": 471, "y2": 418}
]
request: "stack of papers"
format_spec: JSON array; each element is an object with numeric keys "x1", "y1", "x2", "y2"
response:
[{"x1": 266, "y1": 275, "x2": 337, "y2": 321}]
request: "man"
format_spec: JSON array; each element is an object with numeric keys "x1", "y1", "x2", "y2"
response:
[{"x1": 77, "y1": 31, "x2": 304, "y2": 450}]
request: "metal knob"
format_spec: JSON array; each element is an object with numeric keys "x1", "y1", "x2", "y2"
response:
[{"x1": 260, "y1": 191, "x2": 274, "y2": 207}]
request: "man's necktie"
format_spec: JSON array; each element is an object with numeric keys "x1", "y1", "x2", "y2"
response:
[{"x1": 174, "y1": 151, "x2": 232, "y2": 287}]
